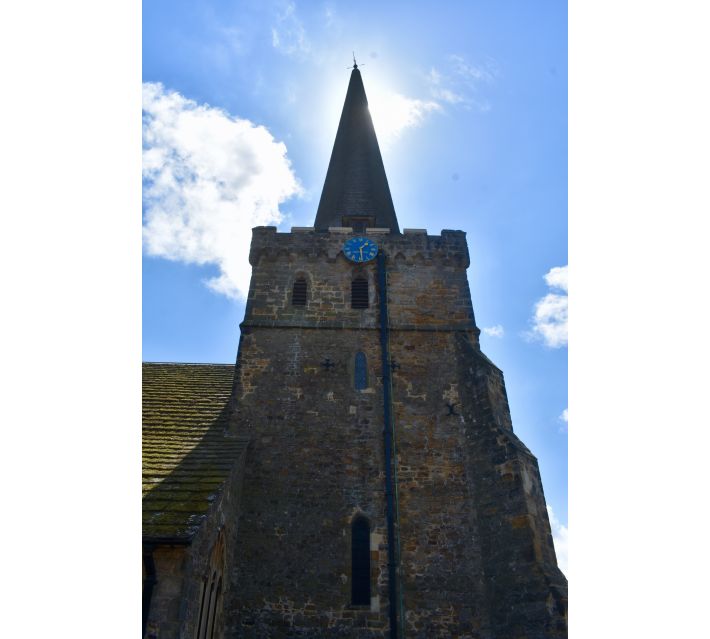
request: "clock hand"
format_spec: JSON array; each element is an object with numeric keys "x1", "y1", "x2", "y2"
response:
[{"x1": 359, "y1": 246, "x2": 363, "y2": 259}]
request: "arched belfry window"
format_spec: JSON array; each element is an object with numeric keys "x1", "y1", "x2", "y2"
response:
[
  {"x1": 351, "y1": 516, "x2": 371, "y2": 606},
  {"x1": 351, "y1": 276, "x2": 369, "y2": 309},
  {"x1": 292, "y1": 277, "x2": 307, "y2": 306},
  {"x1": 354, "y1": 352, "x2": 368, "y2": 390}
]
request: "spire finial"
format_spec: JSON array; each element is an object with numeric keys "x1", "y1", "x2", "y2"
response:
[{"x1": 347, "y1": 52, "x2": 363, "y2": 71}]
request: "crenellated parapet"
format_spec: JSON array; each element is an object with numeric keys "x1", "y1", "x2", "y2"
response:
[
  {"x1": 248, "y1": 226, "x2": 470, "y2": 268},
  {"x1": 245, "y1": 226, "x2": 476, "y2": 332}
]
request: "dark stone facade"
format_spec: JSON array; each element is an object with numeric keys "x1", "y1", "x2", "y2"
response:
[
  {"x1": 222, "y1": 226, "x2": 567, "y2": 638},
  {"x1": 143, "y1": 454, "x2": 247, "y2": 639},
  {"x1": 142, "y1": 364, "x2": 249, "y2": 639}
]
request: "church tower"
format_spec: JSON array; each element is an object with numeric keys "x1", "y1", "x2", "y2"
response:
[{"x1": 223, "y1": 66, "x2": 567, "y2": 638}]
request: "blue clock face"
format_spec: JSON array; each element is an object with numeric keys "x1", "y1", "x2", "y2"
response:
[{"x1": 343, "y1": 237, "x2": 378, "y2": 263}]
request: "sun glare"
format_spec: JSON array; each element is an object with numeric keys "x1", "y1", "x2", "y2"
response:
[
  {"x1": 366, "y1": 79, "x2": 440, "y2": 150},
  {"x1": 313, "y1": 67, "x2": 439, "y2": 162}
]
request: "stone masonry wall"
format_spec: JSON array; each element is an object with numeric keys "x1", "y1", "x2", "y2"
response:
[
  {"x1": 181, "y1": 456, "x2": 247, "y2": 639},
  {"x1": 145, "y1": 546, "x2": 188, "y2": 639},
  {"x1": 226, "y1": 324, "x2": 390, "y2": 638},
  {"x1": 455, "y1": 336, "x2": 568, "y2": 638},
  {"x1": 224, "y1": 227, "x2": 566, "y2": 638},
  {"x1": 387, "y1": 328, "x2": 491, "y2": 638},
  {"x1": 144, "y1": 452, "x2": 247, "y2": 639}
]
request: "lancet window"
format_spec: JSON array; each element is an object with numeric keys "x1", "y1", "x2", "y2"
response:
[
  {"x1": 354, "y1": 352, "x2": 368, "y2": 390},
  {"x1": 292, "y1": 277, "x2": 307, "y2": 306},
  {"x1": 351, "y1": 516, "x2": 371, "y2": 606}
]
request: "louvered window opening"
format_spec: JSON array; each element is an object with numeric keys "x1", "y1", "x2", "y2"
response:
[
  {"x1": 351, "y1": 518, "x2": 371, "y2": 606},
  {"x1": 351, "y1": 277, "x2": 369, "y2": 309},
  {"x1": 209, "y1": 579, "x2": 222, "y2": 639},
  {"x1": 292, "y1": 278, "x2": 307, "y2": 306},
  {"x1": 196, "y1": 577, "x2": 208, "y2": 638},
  {"x1": 197, "y1": 571, "x2": 221, "y2": 639},
  {"x1": 351, "y1": 218, "x2": 369, "y2": 233},
  {"x1": 342, "y1": 216, "x2": 374, "y2": 233}
]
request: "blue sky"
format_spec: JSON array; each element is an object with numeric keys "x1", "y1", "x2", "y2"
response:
[{"x1": 143, "y1": 0, "x2": 568, "y2": 569}]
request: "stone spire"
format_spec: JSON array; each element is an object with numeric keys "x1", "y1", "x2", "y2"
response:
[{"x1": 313, "y1": 66, "x2": 400, "y2": 233}]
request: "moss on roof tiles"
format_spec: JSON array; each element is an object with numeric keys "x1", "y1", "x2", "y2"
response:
[{"x1": 142, "y1": 363, "x2": 249, "y2": 542}]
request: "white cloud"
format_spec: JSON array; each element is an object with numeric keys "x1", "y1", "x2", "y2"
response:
[
  {"x1": 545, "y1": 265, "x2": 568, "y2": 292},
  {"x1": 559, "y1": 408, "x2": 568, "y2": 433},
  {"x1": 367, "y1": 91, "x2": 441, "y2": 149},
  {"x1": 547, "y1": 506, "x2": 568, "y2": 576},
  {"x1": 142, "y1": 82, "x2": 301, "y2": 299},
  {"x1": 426, "y1": 55, "x2": 498, "y2": 112},
  {"x1": 530, "y1": 265, "x2": 568, "y2": 348},
  {"x1": 432, "y1": 86, "x2": 465, "y2": 105},
  {"x1": 448, "y1": 53, "x2": 499, "y2": 84},
  {"x1": 427, "y1": 67, "x2": 464, "y2": 104},
  {"x1": 482, "y1": 324, "x2": 505, "y2": 338},
  {"x1": 271, "y1": 1, "x2": 309, "y2": 57},
  {"x1": 323, "y1": 4, "x2": 336, "y2": 28}
]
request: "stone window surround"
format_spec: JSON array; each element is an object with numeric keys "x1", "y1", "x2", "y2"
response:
[{"x1": 288, "y1": 271, "x2": 313, "y2": 310}]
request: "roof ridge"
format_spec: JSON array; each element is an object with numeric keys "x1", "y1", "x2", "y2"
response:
[{"x1": 142, "y1": 361, "x2": 234, "y2": 366}]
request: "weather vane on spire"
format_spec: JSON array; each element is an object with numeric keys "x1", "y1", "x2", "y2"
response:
[{"x1": 347, "y1": 52, "x2": 364, "y2": 71}]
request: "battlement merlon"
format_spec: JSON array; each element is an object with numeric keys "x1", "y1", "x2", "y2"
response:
[
  {"x1": 244, "y1": 226, "x2": 478, "y2": 333},
  {"x1": 248, "y1": 226, "x2": 471, "y2": 268}
]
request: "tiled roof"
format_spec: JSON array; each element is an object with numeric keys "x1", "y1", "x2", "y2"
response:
[{"x1": 142, "y1": 363, "x2": 248, "y2": 542}]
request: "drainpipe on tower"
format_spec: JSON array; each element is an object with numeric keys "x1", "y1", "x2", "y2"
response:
[{"x1": 377, "y1": 249, "x2": 401, "y2": 639}]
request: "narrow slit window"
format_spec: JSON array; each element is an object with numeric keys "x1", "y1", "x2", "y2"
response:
[
  {"x1": 354, "y1": 352, "x2": 368, "y2": 390},
  {"x1": 351, "y1": 277, "x2": 369, "y2": 309},
  {"x1": 198, "y1": 533, "x2": 224, "y2": 639},
  {"x1": 196, "y1": 577, "x2": 208, "y2": 639},
  {"x1": 197, "y1": 573, "x2": 216, "y2": 639},
  {"x1": 292, "y1": 278, "x2": 307, "y2": 306},
  {"x1": 208, "y1": 578, "x2": 222, "y2": 639},
  {"x1": 351, "y1": 517, "x2": 371, "y2": 606},
  {"x1": 204, "y1": 574, "x2": 217, "y2": 639}
]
